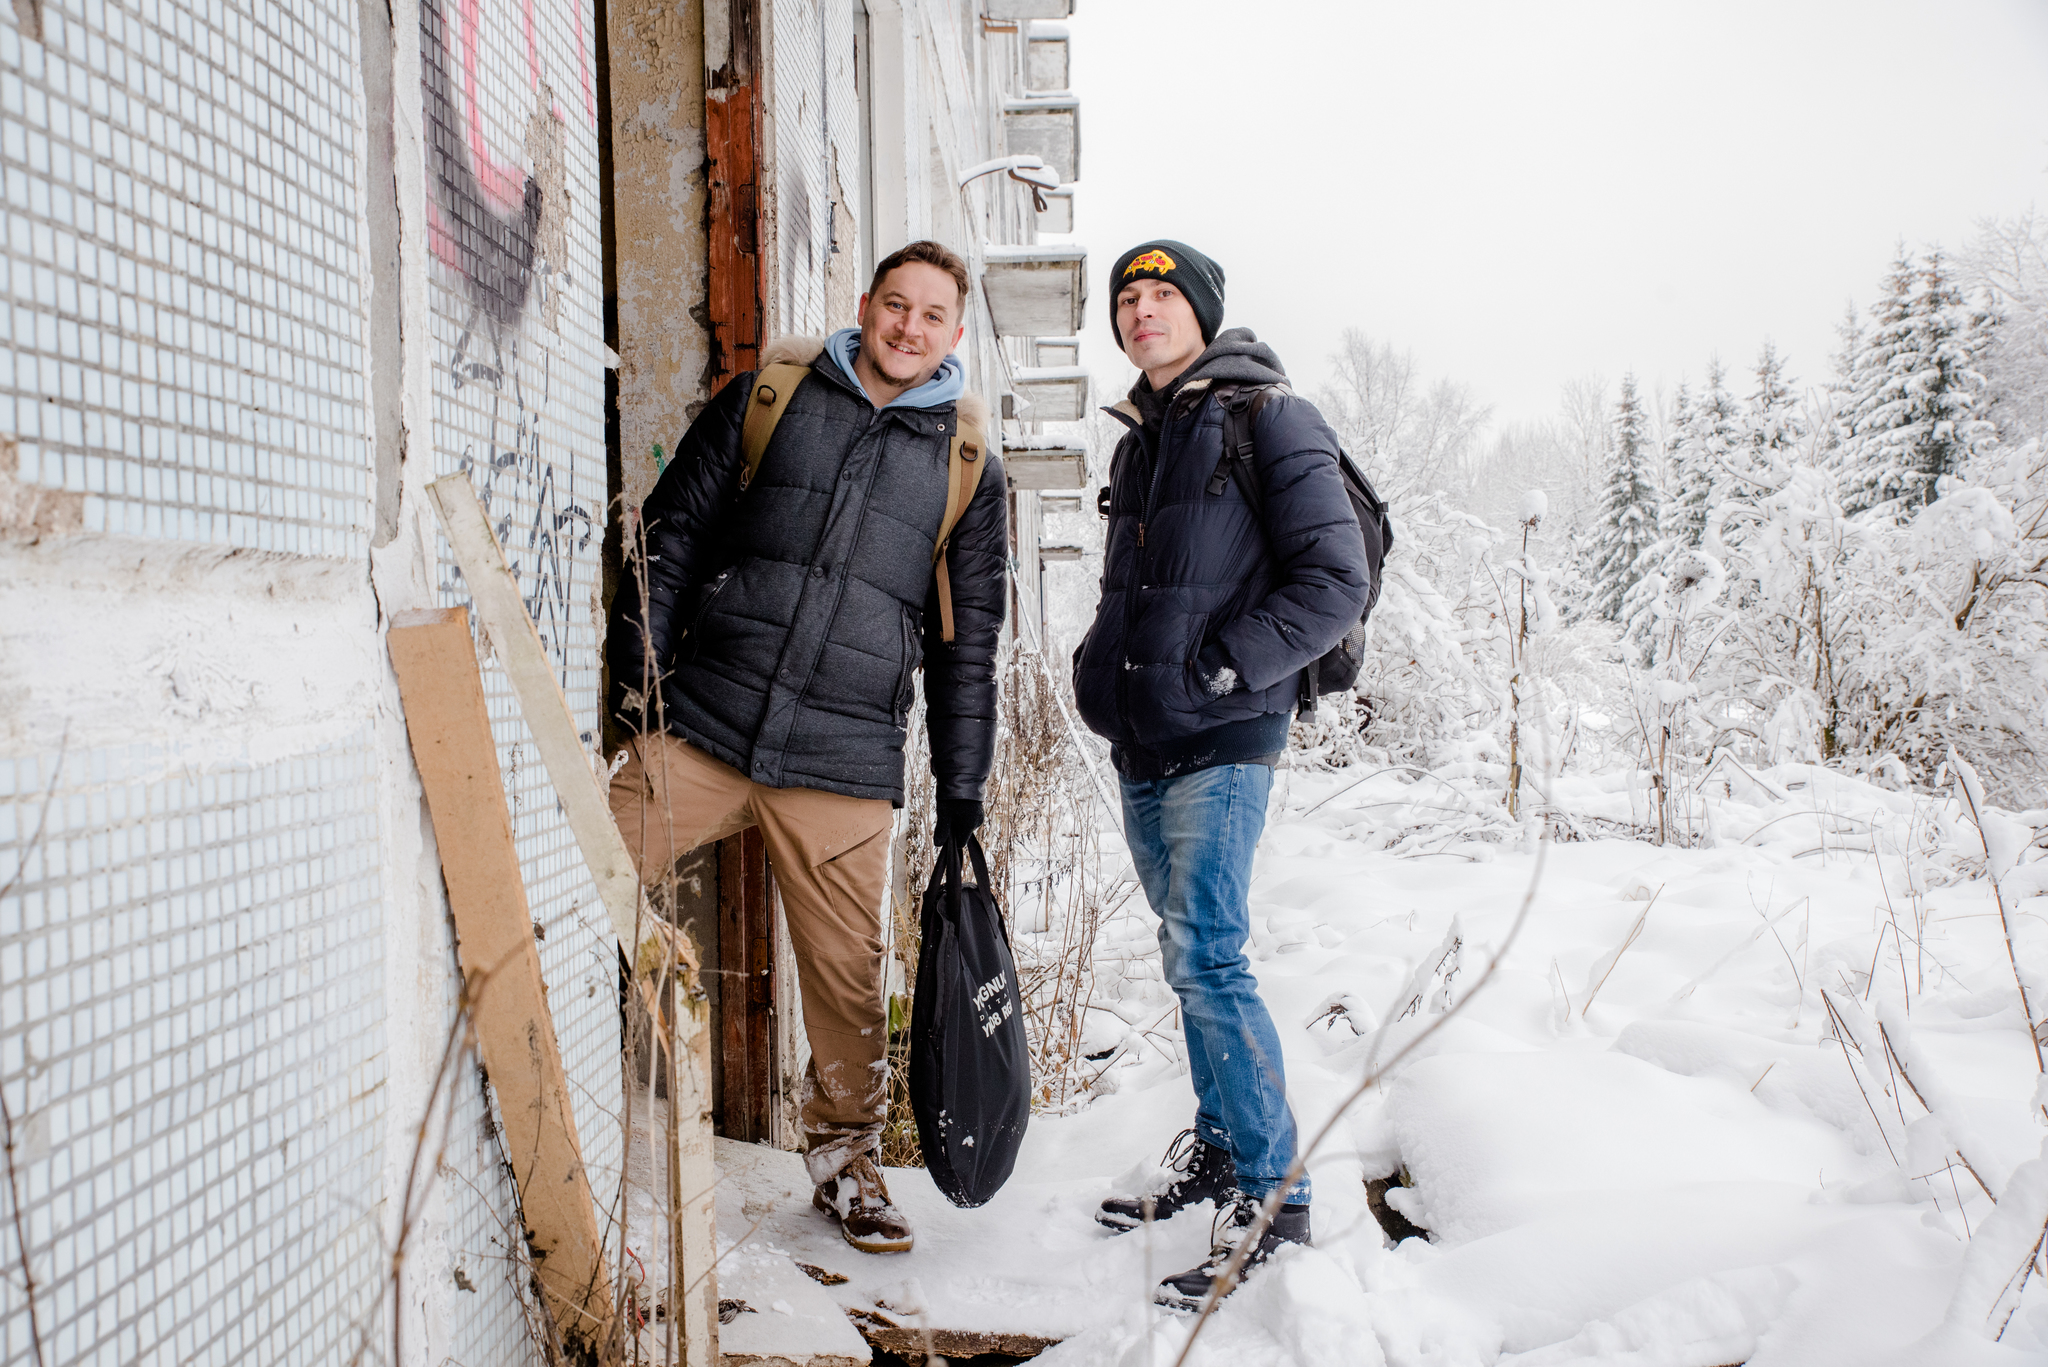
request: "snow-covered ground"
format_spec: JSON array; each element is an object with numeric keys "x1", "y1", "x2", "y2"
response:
[
  {"x1": 1010, "y1": 761, "x2": 2048, "y2": 1366},
  {"x1": 631, "y1": 760, "x2": 2048, "y2": 1365}
]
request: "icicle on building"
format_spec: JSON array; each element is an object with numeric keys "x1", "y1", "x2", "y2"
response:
[{"x1": 0, "y1": 0, "x2": 1084, "y2": 1360}]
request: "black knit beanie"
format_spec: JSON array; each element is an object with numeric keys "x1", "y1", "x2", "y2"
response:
[{"x1": 1109, "y1": 240, "x2": 1225, "y2": 351}]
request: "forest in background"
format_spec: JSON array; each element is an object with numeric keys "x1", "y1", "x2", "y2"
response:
[{"x1": 1045, "y1": 212, "x2": 2048, "y2": 816}]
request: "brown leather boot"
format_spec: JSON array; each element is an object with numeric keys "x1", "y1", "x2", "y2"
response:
[{"x1": 812, "y1": 1153, "x2": 915, "y2": 1254}]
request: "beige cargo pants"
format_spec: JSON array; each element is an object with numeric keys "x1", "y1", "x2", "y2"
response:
[{"x1": 609, "y1": 732, "x2": 895, "y2": 1186}]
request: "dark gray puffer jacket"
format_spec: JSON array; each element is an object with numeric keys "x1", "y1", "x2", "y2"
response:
[
  {"x1": 609, "y1": 338, "x2": 1007, "y2": 806},
  {"x1": 1073, "y1": 330, "x2": 1370, "y2": 756}
]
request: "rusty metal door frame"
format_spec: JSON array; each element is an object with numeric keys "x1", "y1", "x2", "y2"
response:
[{"x1": 704, "y1": 0, "x2": 778, "y2": 1146}]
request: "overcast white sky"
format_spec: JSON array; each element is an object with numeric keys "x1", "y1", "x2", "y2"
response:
[{"x1": 1055, "y1": 0, "x2": 2048, "y2": 430}]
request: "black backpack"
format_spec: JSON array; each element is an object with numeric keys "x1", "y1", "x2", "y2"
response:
[
  {"x1": 1209, "y1": 383, "x2": 1393, "y2": 716},
  {"x1": 908, "y1": 834, "x2": 1030, "y2": 1206}
]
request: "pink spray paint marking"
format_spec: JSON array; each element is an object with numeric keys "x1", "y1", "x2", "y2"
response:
[
  {"x1": 523, "y1": 0, "x2": 542, "y2": 91},
  {"x1": 574, "y1": 0, "x2": 596, "y2": 124},
  {"x1": 460, "y1": 0, "x2": 531, "y2": 208}
]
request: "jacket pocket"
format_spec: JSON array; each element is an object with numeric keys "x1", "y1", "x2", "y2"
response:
[
  {"x1": 679, "y1": 567, "x2": 734, "y2": 662},
  {"x1": 893, "y1": 606, "x2": 920, "y2": 725},
  {"x1": 1182, "y1": 612, "x2": 1210, "y2": 684}
]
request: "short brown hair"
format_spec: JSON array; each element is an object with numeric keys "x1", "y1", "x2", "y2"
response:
[{"x1": 868, "y1": 240, "x2": 970, "y2": 311}]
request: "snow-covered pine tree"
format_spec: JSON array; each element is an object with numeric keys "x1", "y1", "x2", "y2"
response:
[
  {"x1": 1902, "y1": 249, "x2": 1995, "y2": 497},
  {"x1": 1581, "y1": 374, "x2": 1661, "y2": 623},
  {"x1": 1709, "y1": 346, "x2": 1801, "y2": 617},
  {"x1": 1835, "y1": 249, "x2": 1917, "y2": 513},
  {"x1": 1815, "y1": 304, "x2": 1862, "y2": 474},
  {"x1": 1669, "y1": 362, "x2": 1740, "y2": 548},
  {"x1": 1838, "y1": 247, "x2": 1996, "y2": 514},
  {"x1": 1744, "y1": 341, "x2": 1803, "y2": 468},
  {"x1": 1662, "y1": 380, "x2": 1697, "y2": 542}
]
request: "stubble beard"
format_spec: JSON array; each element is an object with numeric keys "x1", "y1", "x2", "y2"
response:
[{"x1": 864, "y1": 334, "x2": 929, "y2": 390}]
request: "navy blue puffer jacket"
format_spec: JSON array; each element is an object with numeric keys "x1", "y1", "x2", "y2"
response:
[{"x1": 1073, "y1": 331, "x2": 1370, "y2": 757}]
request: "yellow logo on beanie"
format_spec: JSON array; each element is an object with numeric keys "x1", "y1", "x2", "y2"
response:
[{"x1": 1123, "y1": 249, "x2": 1177, "y2": 278}]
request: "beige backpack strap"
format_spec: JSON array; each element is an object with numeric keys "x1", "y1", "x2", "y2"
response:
[
  {"x1": 738, "y1": 363, "x2": 812, "y2": 490},
  {"x1": 932, "y1": 417, "x2": 992, "y2": 643}
]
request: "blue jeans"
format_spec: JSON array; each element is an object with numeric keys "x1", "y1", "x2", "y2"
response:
[{"x1": 1120, "y1": 763, "x2": 1308, "y2": 1203}]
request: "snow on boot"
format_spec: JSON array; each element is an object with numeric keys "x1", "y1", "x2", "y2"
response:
[
  {"x1": 1154, "y1": 1196, "x2": 1311, "y2": 1312},
  {"x1": 812, "y1": 1153, "x2": 915, "y2": 1254},
  {"x1": 1097, "y1": 1127, "x2": 1237, "y2": 1232}
]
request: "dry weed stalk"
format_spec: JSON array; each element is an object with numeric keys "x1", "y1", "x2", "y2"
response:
[
  {"x1": 344, "y1": 954, "x2": 588, "y2": 1367},
  {"x1": 992, "y1": 644, "x2": 1121, "y2": 1107},
  {"x1": 882, "y1": 703, "x2": 935, "y2": 1169},
  {"x1": 882, "y1": 634, "x2": 1133, "y2": 1161},
  {"x1": 553, "y1": 500, "x2": 724, "y2": 1365},
  {"x1": 1167, "y1": 832, "x2": 1550, "y2": 1367},
  {"x1": 1877, "y1": 1017, "x2": 1998, "y2": 1204},
  {"x1": 1949, "y1": 750, "x2": 2048, "y2": 1093},
  {"x1": 1579, "y1": 885, "x2": 1661, "y2": 1018},
  {"x1": 0, "y1": 1083, "x2": 42, "y2": 1367},
  {"x1": 0, "y1": 738, "x2": 63, "y2": 1367},
  {"x1": 1164, "y1": 703, "x2": 1571, "y2": 1366},
  {"x1": 1990, "y1": 1215, "x2": 2048, "y2": 1341}
]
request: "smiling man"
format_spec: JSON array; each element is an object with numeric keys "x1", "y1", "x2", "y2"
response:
[
  {"x1": 608, "y1": 240, "x2": 1007, "y2": 1256},
  {"x1": 1074, "y1": 240, "x2": 1370, "y2": 1308}
]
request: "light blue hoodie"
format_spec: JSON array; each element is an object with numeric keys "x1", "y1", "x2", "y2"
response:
[{"x1": 823, "y1": 326, "x2": 966, "y2": 411}]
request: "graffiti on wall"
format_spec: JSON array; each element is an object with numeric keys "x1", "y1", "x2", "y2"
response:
[{"x1": 420, "y1": 0, "x2": 598, "y2": 673}]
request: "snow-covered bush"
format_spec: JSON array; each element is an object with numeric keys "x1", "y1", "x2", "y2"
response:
[
  {"x1": 1696, "y1": 421, "x2": 2047, "y2": 805},
  {"x1": 1965, "y1": 212, "x2": 2048, "y2": 445},
  {"x1": 1831, "y1": 444, "x2": 2048, "y2": 800},
  {"x1": 1305, "y1": 491, "x2": 1506, "y2": 770}
]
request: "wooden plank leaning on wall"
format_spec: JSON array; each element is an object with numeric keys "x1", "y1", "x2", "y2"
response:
[
  {"x1": 387, "y1": 606, "x2": 618, "y2": 1353},
  {"x1": 393, "y1": 475, "x2": 723, "y2": 1363}
]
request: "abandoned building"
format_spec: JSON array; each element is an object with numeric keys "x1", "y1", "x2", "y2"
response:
[{"x1": 0, "y1": 0, "x2": 1088, "y2": 1360}]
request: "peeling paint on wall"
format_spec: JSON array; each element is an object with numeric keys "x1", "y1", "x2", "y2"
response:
[
  {"x1": 827, "y1": 149, "x2": 859, "y2": 327},
  {"x1": 0, "y1": 440, "x2": 82, "y2": 544},
  {"x1": 607, "y1": 0, "x2": 713, "y2": 515},
  {"x1": 526, "y1": 87, "x2": 573, "y2": 333}
]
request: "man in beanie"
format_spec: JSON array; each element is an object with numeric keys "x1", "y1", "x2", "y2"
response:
[{"x1": 1074, "y1": 240, "x2": 1370, "y2": 1307}]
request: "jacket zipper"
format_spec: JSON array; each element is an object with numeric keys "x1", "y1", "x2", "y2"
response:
[
  {"x1": 1117, "y1": 405, "x2": 1179, "y2": 733},
  {"x1": 1134, "y1": 397, "x2": 1182, "y2": 558},
  {"x1": 680, "y1": 569, "x2": 731, "y2": 659}
]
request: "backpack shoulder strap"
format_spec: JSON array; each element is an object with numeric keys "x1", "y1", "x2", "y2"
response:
[
  {"x1": 1208, "y1": 384, "x2": 1323, "y2": 712},
  {"x1": 1207, "y1": 383, "x2": 1286, "y2": 513},
  {"x1": 738, "y1": 363, "x2": 812, "y2": 490},
  {"x1": 931, "y1": 414, "x2": 991, "y2": 643}
]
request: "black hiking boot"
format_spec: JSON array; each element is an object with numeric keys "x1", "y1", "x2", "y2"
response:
[
  {"x1": 1097, "y1": 1128, "x2": 1237, "y2": 1232},
  {"x1": 1154, "y1": 1196, "x2": 1311, "y2": 1312}
]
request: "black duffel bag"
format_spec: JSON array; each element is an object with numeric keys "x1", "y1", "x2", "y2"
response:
[{"x1": 909, "y1": 834, "x2": 1030, "y2": 1206}]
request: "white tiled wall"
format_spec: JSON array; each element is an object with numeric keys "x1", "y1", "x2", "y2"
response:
[
  {"x1": 0, "y1": 1, "x2": 1068, "y2": 1362},
  {"x1": 0, "y1": 739, "x2": 385, "y2": 1366},
  {"x1": 1, "y1": 0, "x2": 620, "y2": 1359},
  {"x1": 418, "y1": 0, "x2": 620, "y2": 1358},
  {"x1": 0, "y1": 0, "x2": 369, "y2": 557}
]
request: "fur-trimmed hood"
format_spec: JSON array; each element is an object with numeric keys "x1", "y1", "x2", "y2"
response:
[
  {"x1": 951, "y1": 388, "x2": 988, "y2": 433},
  {"x1": 767, "y1": 330, "x2": 986, "y2": 430},
  {"x1": 761, "y1": 334, "x2": 828, "y2": 368}
]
